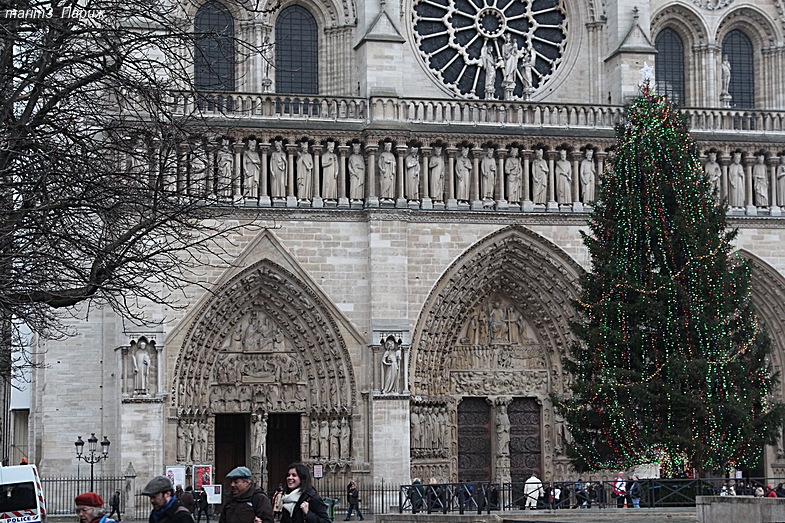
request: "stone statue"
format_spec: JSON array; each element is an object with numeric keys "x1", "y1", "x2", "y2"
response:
[
  {"x1": 339, "y1": 417, "x2": 350, "y2": 460},
  {"x1": 704, "y1": 152, "x2": 722, "y2": 197},
  {"x1": 405, "y1": 146, "x2": 420, "y2": 200},
  {"x1": 381, "y1": 338, "x2": 400, "y2": 393},
  {"x1": 489, "y1": 300, "x2": 508, "y2": 341},
  {"x1": 252, "y1": 413, "x2": 266, "y2": 458},
  {"x1": 216, "y1": 138, "x2": 234, "y2": 198},
  {"x1": 721, "y1": 55, "x2": 731, "y2": 95},
  {"x1": 348, "y1": 142, "x2": 365, "y2": 201},
  {"x1": 729, "y1": 152, "x2": 745, "y2": 207},
  {"x1": 505, "y1": 147, "x2": 522, "y2": 203},
  {"x1": 580, "y1": 149, "x2": 595, "y2": 203},
  {"x1": 243, "y1": 139, "x2": 260, "y2": 199},
  {"x1": 195, "y1": 422, "x2": 208, "y2": 462},
  {"x1": 753, "y1": 154, "x2": 768, "y2": 206},
  {"x1": 502, "y1": 34, "x2": 518, "y2": 86},
  {"x1": 177, "y1": 421, "x2": 187, "y2": 461},
  {"x1": 310, "y1": 419, "x2": 320, "y2": 458},
  {"x1": 133, "y1": 340, "x2": 151, "y2": 393},
  {"x1": 496, "y1": 408, "x2": 510, "y2": 457},
  {"x1": 531, "y1": 148, "x2": 548, "y2": 204},
  {"x1": 481, "y1": 147, "x2": 496, "y2": 200},
  {"x1": 378, "y1": 141, "x2": 395, "y2": 200},
  {"x1": 190, "y1": 147, "x2": 207, "y2": 197},
  {"x1": 185, "y1": 422, "x2": 195, "y2": 462},
  {"x1": 321, "y1": 140, "x2": 338, "y2": 199},
  {"x1": 270, "y1": 140, "x2": 287, "y2": 198},
  {"x1": 429, "y1": 146, "x2": 445, "y2": 200},
  {"x1": 480, "y1": 40, "x2": 497, "y2": 98},
  {"x1": 319, "y1": 419, "x2": 330, "y2": 460},
  {"x1": 297, "y1": 141, "x2": 314, "y2": 200},
  {"x1": 329, "y1": 419, "x2": 340, "y2": 461},
  {"x1": 555, "y1": 149, "x2": 572, "y2": 204},
  {"x1": 520, "y1": 48, "x2": 534, "y2": 91},
  {"x1": 455, "y1": 147, "x2": 471, "y2": 201},
  {"x1": 777, "y1": 156, "x2": 785, "y2": 206}
]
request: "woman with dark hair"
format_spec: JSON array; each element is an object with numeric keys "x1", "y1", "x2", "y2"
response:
[{"x1": 280, "y1": 463, "x2": 331, "y2": 523}]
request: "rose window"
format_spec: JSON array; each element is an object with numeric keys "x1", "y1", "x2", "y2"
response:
[{"x1": 412, "y1": 0, "x2": 568, "y2": 99}]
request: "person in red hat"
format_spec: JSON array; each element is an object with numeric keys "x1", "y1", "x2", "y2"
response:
[{"x1": 75, "y1": 492, "x2": 116, "y2": 523}]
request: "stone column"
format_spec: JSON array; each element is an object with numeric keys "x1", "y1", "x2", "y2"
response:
[
  {"x1": 446, "y1": 146, "x2": 458, "y2": 210},
  {"x1": 312, "y1": 144, "x2": 323, "y2": 209},
  {"x1": 338, "y1": 144, "x2": 350, "y2": 208},
  {"x1": 233, "y1": 142, "x2": 243, "y2": 201},
  {"x1": 496, "y1": 148, "x2": 508, "y2": 210},
  {"x1": 546, "y1": 150, "x2": 559, "y2": 211},
  {"x1": 471, "y1": 147, "x2": 483, "y2": 210},
  {"x1": 493, "y1": 397, "x2": 512, "y2": 484},
  {"x1": 286, "y1": 143, "x2": 297, "y2": 207},
  {"x1": 770, "y1": 156, "x2": 782, "y2": 216},
  {"x1": 745, "y1": 154, "x2": 756, "y2": 215},
  {"x1": 366, "y1": 144, "x2": 379, "y2": 207},
  {"x1": 720, "y1": 153, "x2": 730, "y2": 209},
  {"x1": 260, "y1": 143, "x2": 271, "y2": 207},
  {"x1": 124, "y1": 462, "x2": 137, "y2": 523},
  {"x1": 522, "y1": 149, "x2": 533, "y2": 212},
  {"x1": 396, "y1": 145, "x2": 408, "y2": 208},
  {"x1": 421, "y1": 147, "x2": 433, "y2": 210}
]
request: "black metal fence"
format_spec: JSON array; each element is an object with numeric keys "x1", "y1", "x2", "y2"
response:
[{"x1": 41, "y1": 477, "x2": 126, "y2": 516}]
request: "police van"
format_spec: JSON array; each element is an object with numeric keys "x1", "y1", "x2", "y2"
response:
[{"x1": 0, "y1": 465, "x2": 46, "y2": 523}]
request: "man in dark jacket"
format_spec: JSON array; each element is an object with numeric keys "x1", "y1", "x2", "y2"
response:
[
  {"x1": 141, "y1": 476, "x2": 194, "y2": 523},
  {"x1": 180, "y1": 487, "x2": 196, "y2": 514},
  {"x1": 219, "y1": 467, "x2": 273, "y2": 523}
]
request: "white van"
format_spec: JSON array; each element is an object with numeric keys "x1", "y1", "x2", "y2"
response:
[{"x1": 0, "y1": 465, "x2": 46, "y2": 523}]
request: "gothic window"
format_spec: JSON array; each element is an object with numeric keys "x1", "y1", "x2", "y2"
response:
[
  {"x1": 195, "y1": 1, "x2": 235, "y2": 92},
  {"x1": 722, "y1": 29, "x2": 754, "y2": 108},
  {"x1": 275, "y1": 6, "x2": 319, "y2": 95},
  {"x1": 654, "y1": 28, "x2": 685, "y2": 106}
]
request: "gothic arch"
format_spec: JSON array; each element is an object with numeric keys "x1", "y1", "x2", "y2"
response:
[
  {"x1": 651, "y1": 5, "x2": 708, "y2": 47},
  {"x1": 717, "y1": 7, "x2": 779, "y2": 48},
  {"x1": 410, "y1": 225, "x2": 584, "y2": 398},
  {"x1": 264, "y1": 0, "x2": 353, "y2": 28},
  {"x1": 173, "y1": 258, "x2": 358, "y2": 417}
]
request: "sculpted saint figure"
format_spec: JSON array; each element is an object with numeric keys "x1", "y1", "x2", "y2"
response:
[
  {"x1": 480, "y1": 40, "x2": 496, "y2": 97},
  {"x1": 531, "y1": 148, "x2": 549, "y2": 204},
  {"x1": 520, "y1": 48, "x2": 534, "y2": 90},
  {"x1": 555, "y1": 149, "x2": 572, "y2": 204},
  {"x1": 296, "y1": 140, "x2": 314, "y2": 200},
  {"x1": 429, "y1": 146, "x2": 445, "y2": 200},
  {"x1": 496, "y1": 408, "x2": 510, "y2": 457},
  {"x1": 455, "y1": 147, "x2": 472, "y2": 201},
  {"x1": 348, "y1": 142, "x2": 365, "y2": 200},
  {"x1": 270, "y1": 140, "x2": 287, "y2": 198},
  {"x1": 216, "y1": 138, "x2": 234, "y2": 198},
  {"x1": 133, "y1": 340, "x2": 151, "y2": 393},
  {"x1": 753, "y1": 154, "x2": 769, "y2": 206},
  {"x1": 502, "y1": 34, "x2": 518, "y2": 87},
  {"x1": 378, "y1": 141, "x2": 395, "y2": 200},
  {"x1": 481, "y1": 147, "x2": 496, "y2": 199},
  {"x1": 405, "y1": 146, "x2": 420, "y2": 200},
  {"x1": 721, "y1": 55, "x2": 731, "y2": 95},
  {"x1": 321, "y1": 140, "x2": 338, "y2": 199},
  {"x1": 704, "y1": 152, "x2": 722, "y2": 197},
  {"x1": 243, "y1": 139, "x2": 261, "y2": 199},
  {"x1": 381, "y1": 338, "x2": 400, "y2": 393},
  {"x1": 505, "y1": 147, "x2": 522, "y2": 203},
  {"x1": 777, "y1": 156, "x2": 785, "y2": 206},
  {"x1": 580, "y1": 149, "x2": 596, "y2": 203},
  {"x1": 728, "y1": 152, "x2": 745, "y2": 207}
]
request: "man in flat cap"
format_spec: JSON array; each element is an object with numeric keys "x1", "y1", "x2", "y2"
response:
[
  {"x1": 219, "y1": 467, "x2": 273, "y2": 523},
  {"x1": 141, "y1": 476, "x2": 193, "y2": 523},
  {"x1": 76, "y1": 492, "x2": 115, "y2": 523}
]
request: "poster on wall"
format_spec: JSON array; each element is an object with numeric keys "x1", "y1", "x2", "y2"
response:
[
  {"x1": 165, "y1": 466, "x2": 187, "y2": 489},
  {"x1": 193, "y1": 465, "x2": 213, "y2": 490},
  {"x1": 204, "y1": 484, "x2": 222, "y2": 504}
]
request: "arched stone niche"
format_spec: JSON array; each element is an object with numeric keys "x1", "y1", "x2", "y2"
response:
[{"x1": 410, "y1": 225, "x2": 584, "y2": 481}]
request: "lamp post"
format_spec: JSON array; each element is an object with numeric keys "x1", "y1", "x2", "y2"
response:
[{"x1": 74, "y1": 433, "x2": 110, "y2": 492}]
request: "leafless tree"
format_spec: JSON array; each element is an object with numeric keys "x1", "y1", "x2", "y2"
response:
[{"x1": 0, "y1": 0, "x2": 274, "y2": 462}]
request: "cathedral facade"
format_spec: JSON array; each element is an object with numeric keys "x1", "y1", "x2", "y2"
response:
[{"x1": 26, "y1": 0, "x2": 785, "y2": 492}]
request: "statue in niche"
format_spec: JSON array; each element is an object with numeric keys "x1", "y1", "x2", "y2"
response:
[
  {"x1": 728, "y1": 152, "x2": 745, "y2": 207},
  {"x1": 340, "y1": 417, "x2": 350, "y2": 460},
  {"x1": 555, "y1": 149, "x2": 572, "y2": 204},
  {"x1": 310, "y1": 419, "x2": 320, "y2": 458},
  {"x1": 330, "y1": 419, "x2": 340, "y2": 460},
  {"x1": 133, "y1": 339, "x2": 151, "y2": 393},
  {"x1": 496, "y1": 408, "x2": 510, "y2": 457},
  {"x1": 378, "y1": 141, "x2": 395, "y2": 200},
  {"x1": 481, "y1": 147, "x2": 496, "y2": 200},
  {"x1": 405, "y1": 146, "x2": 420, "y2": 200},
  {"x1": 381, "y1": 337, "x2": 400, "y2": 393},
  {"x1": 190, "y1": 147, "x2": 207, "y2": 197},
  {"x1": 321, "y1": 140, "x2": 338, "y2": 200},
  {"x1": 520, "y1": 47, "x2": 534, "y2": 91},
  {"x1": 270, "y1": 140, "x2": 287, "y2": 198},
  {"x1": 704, "y1": 152, "x2": 722, "y2": 198},
  {"x1": 502, "y1": 34, "x2": 518, "y2": 91},
  {"x1": 195, "y1": 422, "x2": 209, "y2": 462},
  {"x1": 252, "y1": 413, "x2": 266, "y2": 459},
  {"x1": 216, "y1": 138, "x2": 234, "y2": 198},
  {"x1": 721, "y1": 55, "x2": 731, "y2": 95},
  {"x1": 243, "y1": 139, "x2": 260, "y2": 199},
  {"x1": 753, "y1": 154, "x2": 768, "y2": 206},
  {"x1": 489, "y1": 300, "x2": 508, "y2": 341},
  {"x1": 297, "y1": 140, "x2": 314, "y2": 200},
  {"x1": 185, "y1": 422, "x2": 195, "y2": 462},
  {"x1": 319, "y1": 420, "x2": 330, "y2": 460},
  {"x1": 531, "y1": 148, "x2": 548, "y2": 204},
  {"x1": 429, "y1": 146, "x2": 445, "y2": 200},
  {"x1": 455, "y1": 147, "x2": 471, "y2": 201},
  {"x1": 411, "y1": 410, "x2": 421, "y2": 447},
  {"x1": 580, "y1": 149, "x2": 596, "y2": 203},
  {"x1": 777, "y1": 156, "x2": 785, "y2": 206},
  {"x1": 348, "y1": 142, "x2": 365, "y2": 201},
  {"x1": 505, "y1": 147, "x2": 522, "y2": 203},
  {"x1": 480, "y1": 39, "x2": 497, "y2": 98},
  {"x1": 177, "y1": 420, "x2": 188, "y2": 461}
]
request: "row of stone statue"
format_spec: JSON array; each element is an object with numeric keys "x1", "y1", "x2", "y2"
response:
[
  {"x1": 308, "y1": 417, "x2": 351, "y2": 462},
  {"x1": 411, "y1": 405, "x2": 451, "y2": 450},
  {"x1": 705, "y1": 151, "x2": 785, "y2": 209},
  {"x1": 177, "y1": 419, "x2": 209, "y2": 463}
]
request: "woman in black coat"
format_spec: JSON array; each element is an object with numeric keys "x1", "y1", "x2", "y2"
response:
[{"x1": 279, "y1": 463, "x2": 331, "y2": 523}]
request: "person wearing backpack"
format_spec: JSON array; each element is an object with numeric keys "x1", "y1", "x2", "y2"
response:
[{"x1": 220, "y1": 467, "x2": 274, "y2": 523}]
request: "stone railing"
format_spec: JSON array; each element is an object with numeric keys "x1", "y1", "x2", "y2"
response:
[{"x1": 165, "y1": 91, "x2": 785, "y2": 135}]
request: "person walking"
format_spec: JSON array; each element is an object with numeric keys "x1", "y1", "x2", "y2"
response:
[
  {"x1": 108, "y1": 490, "x2": 121, "y2": 520},
  {"x1": 140, "y1": 476, "x2": 193, "y2": 523},
  {"x1": 76, "y1": 492, "x2": 117, "y2": 523},
  {"x1": 194, "y1": 490, "x2": 209, "y2": 523},
  {"x1": 180, "y1": 487, "x2": 195, "y2": 514},
  {"x1": 523, "y1": 473, "x2": 543, "y2": 510},
  {"x1": 344, "y1": 481, "x2": 364, "y2": 521},
  {"x1": 280, "y1": 463, "x2": 331, "y2": 523},
  {"x1": 613, "y1": 473, "x2": 627, "y2": 508},
  {"x1": 219, "y1": 467, "x2": 273, "y2": 523},
  {"x1": 628, "y1": 475, "x2": 642, "y2": 508}
]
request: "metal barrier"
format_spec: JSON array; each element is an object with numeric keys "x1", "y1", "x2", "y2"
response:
[{"x1": 41, "y1": 476, "x2": 126, "y2": 516}]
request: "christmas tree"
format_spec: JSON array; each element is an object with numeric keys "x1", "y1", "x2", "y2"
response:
[{"x1": 558, "y1": 85, "x2": 784, "y2": 476}]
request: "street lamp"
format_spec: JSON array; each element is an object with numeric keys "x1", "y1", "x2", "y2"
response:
[{"x1": 74, "y1": 433, "x2": 110, "y2": 492}]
